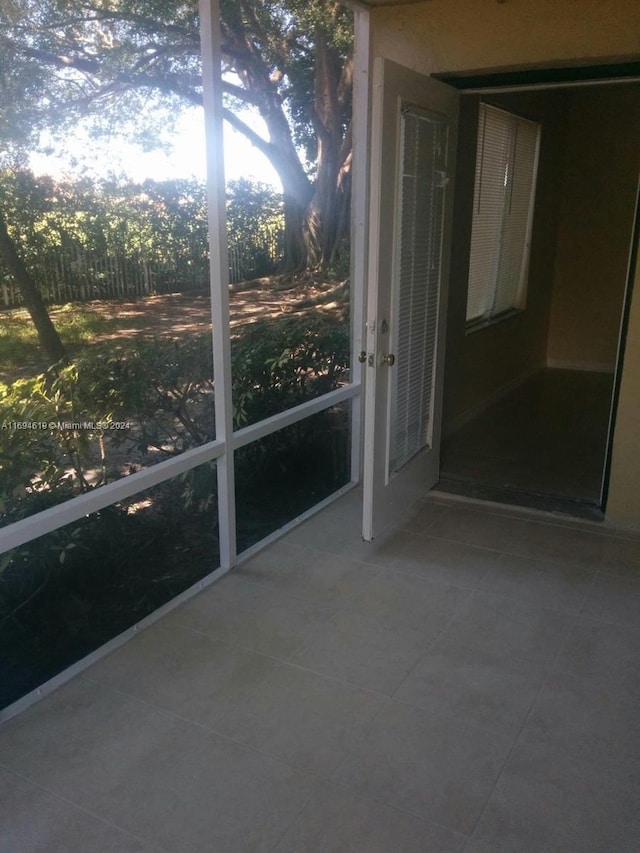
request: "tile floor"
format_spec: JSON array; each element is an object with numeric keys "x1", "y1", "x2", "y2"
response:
[
  {"x1": 440, "y1": 368, "x2": 614, "y2": 513},
  {"x1": 1, "y1": 490, "x2": 639, "y2": 852}
]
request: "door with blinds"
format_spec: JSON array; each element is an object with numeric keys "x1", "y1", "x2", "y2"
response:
[{"x1": 362, "y1": 60, "x2": 459, "y2": 540}]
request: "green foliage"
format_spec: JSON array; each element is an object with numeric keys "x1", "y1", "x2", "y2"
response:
[
  {"x1": 0, "y1": 362, "x2": 114, "y2": 523},
  {"x1": 0, "y1": 170, "x2": 289, "y2": 301},
  {"x1": 0, "y1": 0, "x2": 202, "y2": 148},
  {"x1": 0, "y1": 310, "x2": 348, "y2": 526},
  {"x1": 0, "y1": 308, "x2": 349, "y2": 642},
  {"x1": 0, "y1": 304, "x2": 120, "y2": 367},
  {"x1": 87, "y1": 334, "x2": 216, "y2": 455},
  {"x1": 226, "y1": 178, "x2": 284, "y2": 241},
  {"x1": 231, "y1": 313, "x2": 349, "y2": 427},
  {"x1": 0, "y1": 168, "x2": 209, "y2": 267}
]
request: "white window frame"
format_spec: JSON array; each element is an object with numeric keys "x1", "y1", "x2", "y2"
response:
[
  {"x1": 466, "y1": 102, "x2": 541, "y2": 331},
  {"x1": 0, "y1": 1, "x2": 368, "y2": 611}
]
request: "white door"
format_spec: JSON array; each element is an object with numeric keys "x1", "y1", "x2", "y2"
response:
[{"x1": 362, "y1": 59, "x2": 459, "y2": 540}]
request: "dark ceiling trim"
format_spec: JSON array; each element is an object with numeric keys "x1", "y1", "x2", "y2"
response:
[{"x1": 433, "y1": 59, "x2": 640, "y2": 90}]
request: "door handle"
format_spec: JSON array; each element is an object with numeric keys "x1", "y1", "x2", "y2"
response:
[{"x1": 382, "y1": 353, "x2": 395, "y2": 366}]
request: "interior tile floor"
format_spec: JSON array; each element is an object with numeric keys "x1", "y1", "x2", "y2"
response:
[
  {"x1": 1, "y1": 489, "x2": 640, "y2": 852},
  {"x1": 439, "y1": 368, "x2": 615, "y2": 516}
]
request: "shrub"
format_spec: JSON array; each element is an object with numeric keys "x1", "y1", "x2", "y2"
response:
[{"x1": 231, "y1": 313, "x2": 349, "y2": 427}]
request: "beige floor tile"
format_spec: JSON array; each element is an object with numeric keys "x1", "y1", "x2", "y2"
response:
[
  {"x1": 521, "y1": 520, "x2": 609, "y2": 569},
  {"x1": 162, "y1": 575, "x2": 332, "y2": 658},
  {"x1": 214, "y1": 661, "x2": 386, "y2": 775},
  {"x1": 348, "y1": 569, "x2": 471, "y2": 638},
  {"x1": 394, "y1": 499, "x2": 449, "y2": 534},
  {"x1": 84, "y1": 623, "x2": 279, "y2": 729},
  {"x1": 271, "y1": 782, "x2": 466, "y2": 853},
  {"x1": 478, "y1": 553, "x2": 595, "y2": 613},
  {"x1": 599, "y1": 534, "x2": 640, "y2": 575},
  {"x1": 237, "y1": 539, "x2": 308, "y2": 573},
  {"x1": 426, "y1": 505, "x2": 533, "y2": 555},
  {"x1": 0, "y1": 768, "x2": 161, "y2": 853},
  {"x1": 237, "y1": 545, "x2": 383, "y2": 606},
  {"x1": 581, "y1": 571, "x2": 640, "y2": 626},
  {"x1": 0, "y1": 679, "x2": 169, "y2": 783},
  {"x1": 442, "y1": 590, "x2": 572, "y2": 666},
  {"x1": 0, "y1": 680, "x2": 320, "y2": 853},
  {"x1": 553, "y1": 616, "x2": 640, "y2": 688},
  {"x1": 4, "y1": 489, "x2": 640, "y2": 853},
  {"x1": 394, "y1": 637, "x2": 546, "y2": 736},
  {"x1": 390, "y1": 534, "x2": 505, "y2": 588},
  {"x1": 462, "y1": 842, "x2": 503, "y2": 853},
  {"x1": 289, "y1": 609, "x2": 428, "y2": 694},
  {"x1": 474, "y1": 741, "x2": 640, "y2": 853},
  {"x1": 284, "y1": 510, "x2": 364, "y2": 550},
  {"x1": 330, "y1": 526, "x2": 408, "y2": 566},
  {"x1": 332, "y1": 700, "x2": 512, "y2": 835},
  {"x1": 288, "y1": 503, "x2": 406, "y2": 565},
  {"x1": 521, "y1": 670, "x2": 640, "y2": 782}
]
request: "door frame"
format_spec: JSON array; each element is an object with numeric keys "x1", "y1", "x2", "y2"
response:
[
  {"x1": 355, "y1": 49, "x2": 640, "y2": 524},
  {"x1": 431, "y1": 68, "x2": 640, "y2": 515}
]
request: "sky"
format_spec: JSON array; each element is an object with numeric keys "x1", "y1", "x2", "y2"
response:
[{"x1": 29, "y1": 106, "x2": 280, "y2": 188}]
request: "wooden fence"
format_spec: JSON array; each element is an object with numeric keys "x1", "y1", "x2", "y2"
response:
[{"x1": 0, "y1": 229, "x2": 284, "y2": 309}]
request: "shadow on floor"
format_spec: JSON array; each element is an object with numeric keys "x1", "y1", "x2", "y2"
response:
[{"x1": 438, "y1": 368, "x2": 614, "y2": 519}]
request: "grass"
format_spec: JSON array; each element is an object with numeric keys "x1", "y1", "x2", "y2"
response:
[{"x1": 0, "y1": 303, "x2": 137, "y2": 368}]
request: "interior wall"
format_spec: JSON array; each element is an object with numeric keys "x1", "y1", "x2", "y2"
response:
[
  {"x1": 443, "y1": 90, "x2": 568, "y2": 430},
  {"x1": 546, "y1": 85, "x2": 640, "y2": 372},
  {"x1": 607, "y1": 251, "x2": 640, "y2": 528}
]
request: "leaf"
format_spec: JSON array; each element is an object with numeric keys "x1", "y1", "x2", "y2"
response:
[{"x1": 0, "y1": 551, "x2": 14, "y2": 575}]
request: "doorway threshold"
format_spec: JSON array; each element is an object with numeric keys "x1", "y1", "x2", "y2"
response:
[{"x1": 434, "y1": 477, "x2": 605, "y2": 522}]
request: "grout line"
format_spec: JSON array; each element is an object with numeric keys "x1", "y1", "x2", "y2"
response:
[
  {"x1": 466, "y1": 597, "x2": 585, "y2": 843},
  {"x1": 0, "y1": 762, "x2": 172, "y2": 853}
]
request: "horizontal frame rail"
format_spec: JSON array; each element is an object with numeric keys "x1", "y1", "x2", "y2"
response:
[
  {"x1": 0, "y1": 439, "x2": 226, "y2": 554},
  {"x1": 233, "y1": 382, "x2": 361, "y2": 449},
  {"x1": 0, "y1": 382, "x2": 361, "y2": 555}
]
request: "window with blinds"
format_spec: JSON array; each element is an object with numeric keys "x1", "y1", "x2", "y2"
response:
[{"x1": 466, "y1": 103, "x2": 540, "y2": 327}]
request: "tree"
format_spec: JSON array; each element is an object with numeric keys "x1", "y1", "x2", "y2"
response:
[
  {"x1": 0, "y1": 206, "x2": 67, "y2": 363},
  {"x1": 0, "y1": 0, "x2": 353, "y2": 271},
  {"x1": 0, "y1": 29, "x2": 68, "y2": 363}
]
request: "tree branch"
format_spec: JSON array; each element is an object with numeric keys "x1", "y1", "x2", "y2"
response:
[
  {"x1": 0, "y1": 37, "x2": 100, "y2": 74},
  {"x1": 221, "y1": 79, "x2": 264, "y2": 108},
  {"x1": 221, "y1": 107, "x2": 273, "y2": 159}
]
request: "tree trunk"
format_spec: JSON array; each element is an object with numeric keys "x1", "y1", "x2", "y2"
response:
[
  {"x1": 300, "y1": 31, "x2": 352, "y2": 270},
  {"x1": 0, "y1": 208, "x2": 68, "y2": 365}
]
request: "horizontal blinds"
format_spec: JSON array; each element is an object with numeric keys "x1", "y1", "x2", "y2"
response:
[
  {"x1": 466, "y1": 104, "x2": 540, "y2": 324},
  {"x1": 390, "y1": 108, "x2": 446, "y2": 475},
  {"x1": 493, "y1": 117, "x2": 540, "y2": 314},
  {"x1": 466, "y1": 106, "x2": 511, "y2": 322}
]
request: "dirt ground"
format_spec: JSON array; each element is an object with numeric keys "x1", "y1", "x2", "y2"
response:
[
  {"x1": 71, "y1": 276, "x2": 347, "y2": 344},
  {"x1": 2, "y1": 276, "x2": 347, "y2": 382}
]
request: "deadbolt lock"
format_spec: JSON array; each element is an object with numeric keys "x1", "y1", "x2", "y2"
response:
[{"x1": 382, "y1": 353, "x2": 396, "y2": 366}]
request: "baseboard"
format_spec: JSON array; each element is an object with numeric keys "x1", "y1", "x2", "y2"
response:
[
  {"x1": 443, "y1": 363, "x2": 543, "y2": 437},
  {"x1": 546, "y1": 358, "x2": 615, "y2": 374}
]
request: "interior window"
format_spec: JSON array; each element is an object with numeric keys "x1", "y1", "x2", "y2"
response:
[{"x1": 466, "y1": 103, "x2": 540, "y2": 328}]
